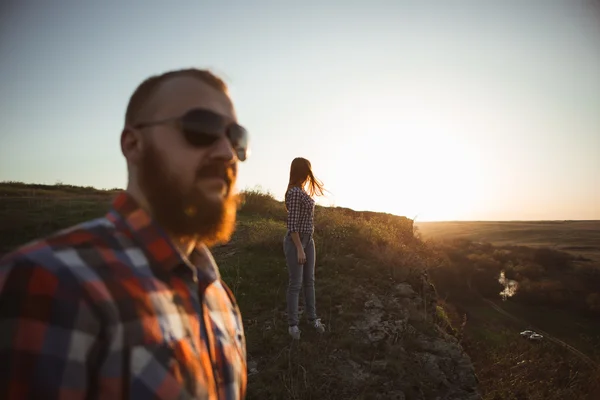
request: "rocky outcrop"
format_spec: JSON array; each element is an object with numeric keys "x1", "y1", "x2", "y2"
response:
[{"x1": 337, "y1": 282, "x2": 480, "y2": 400}]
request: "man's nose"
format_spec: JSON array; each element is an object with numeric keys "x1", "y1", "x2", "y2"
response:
[{"x1": 210, "y1": 136, "x2": 236, "y2": 162}]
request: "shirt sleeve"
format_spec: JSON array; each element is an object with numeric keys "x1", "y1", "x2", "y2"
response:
[
  {"x1": 286, "y1": 188, "x2": 303, "y2": 232},
  {"x1": 0, "y1": 256, "x2": 102, "y2": 399}
]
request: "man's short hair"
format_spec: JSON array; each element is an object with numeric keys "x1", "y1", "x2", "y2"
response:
[{"x1": 124, "y1": 68, "x2": 228, "y2": 126}]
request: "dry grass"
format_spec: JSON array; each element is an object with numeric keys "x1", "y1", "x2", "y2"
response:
[{"x1": 458, "y1": 303, "x2": 600, "y2": 400}]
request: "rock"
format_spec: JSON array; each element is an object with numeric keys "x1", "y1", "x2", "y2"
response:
[
  {"x1": 348, "y1": 359, "x2": 371, "y2": 381},
  {"x1": 376, "y1": 391, "x2": 406, "y2": 400},
  {"x1": 329, "y1": 350, "x2": 372, "y2": 385},
  {"x1": 410, "y1": 334, "x2": 480, "y2": 399},
  {"x1": 352, "y1": 294, "x2": 387, "y2": 343},
  {"x1": 354, "y1": 293, "x2": 410, "y2": 343},
  {"x1": 395, "y1": 283, "x2": 416, "y2": 297},
  {"x1": 248, "y1": 360, "x2": 258, "y2": 376},
  {"x1": 365, "y1": 293, "x2": 384, "y2": 309},
  {"x1": 416, "y1": 352, "x2": 449, "y2": 386},
  {"x1": 347, "y1": 284, "x2": 480, "y2": 399},
  {"x1": 371, "y1": 359, "x2": 388, "y2": 372},
  {"x1": 367, "y1": 326, "x2": 386, "y2": 343},
  {"x1": 416, "y1": 335, "x2": 462, "y2": 359}
]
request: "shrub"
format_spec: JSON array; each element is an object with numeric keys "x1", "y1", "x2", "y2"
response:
[
  {"x1": 533, "y1": 247, "x2": 573, "y2": 271},
  {"x1": 314, "y1": 207, "x2": 414, "y2": 257},
  {"x1": 239, "y1": 188, "x2": 286, "y2": 220},
  {"x1": 239, "y1": 218, "x2": 287, "y2": 252}
]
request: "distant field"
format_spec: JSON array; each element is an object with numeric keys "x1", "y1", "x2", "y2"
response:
[{"x1": 416, "y1": 220, "x2": 600, "y2": 262}]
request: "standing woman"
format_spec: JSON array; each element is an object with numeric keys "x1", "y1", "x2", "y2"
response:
[{"x1": 284, "y1": 157, "x2": 326, "y2": 339}]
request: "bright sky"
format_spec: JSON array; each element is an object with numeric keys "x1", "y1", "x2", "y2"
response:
[{"x1": 1, "y1": 0, "x2": 599, "y2": 221}]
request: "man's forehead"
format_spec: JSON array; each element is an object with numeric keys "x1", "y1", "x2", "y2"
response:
[{"x1": 149, "y1": 75, "x2": 235, "y2": 120}]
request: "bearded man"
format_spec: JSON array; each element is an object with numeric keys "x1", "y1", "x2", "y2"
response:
[{"x1": 0, "y1": 68, "x2": 249, "y2": 400}]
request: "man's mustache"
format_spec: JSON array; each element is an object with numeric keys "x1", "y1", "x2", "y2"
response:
[{"x1": 196, "y1": 163, "x2": 236, "y2": 185}]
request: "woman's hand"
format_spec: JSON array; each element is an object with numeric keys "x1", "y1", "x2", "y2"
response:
[
  {"x1": 290, "y1": 232, "x2": 306, "y2": 264},
  {"x1": 297, "y1": 246, "x2": 307, "y2": 265}
]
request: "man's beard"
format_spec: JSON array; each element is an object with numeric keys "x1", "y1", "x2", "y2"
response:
[{"x1": 138, "y1": 142, "x2": 239, "y2": 247}]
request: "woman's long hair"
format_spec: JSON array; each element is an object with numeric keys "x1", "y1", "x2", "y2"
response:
[{"x1": 285, "y1": 157, "x2": 325, "y2": 199}]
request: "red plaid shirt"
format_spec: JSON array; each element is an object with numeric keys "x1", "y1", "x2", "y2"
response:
[{"x1": 0, "y1": 192, "x2": 247, "y2": 399}]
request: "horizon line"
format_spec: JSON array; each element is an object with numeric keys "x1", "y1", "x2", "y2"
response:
[{"x1": 2, "y1": 180, "x2": 598, "y2": 223}]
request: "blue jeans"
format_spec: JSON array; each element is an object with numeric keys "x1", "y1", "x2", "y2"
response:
[{"x1": 283, "y1": 232, "x2": 317, "y2": 326}]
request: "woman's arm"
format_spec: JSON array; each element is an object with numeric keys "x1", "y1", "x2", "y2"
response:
[
  {"x1": 286, "y1": 188, "x2": 302, "y2": 235},
  {"x1": 286, "y1": 189, "x2": 307, "y2": 263},
  {"x1": 290, "y1": 231, "x2": 303, "y2": 250},
  {"x1": 290, "y1": 232, "x2": 306, "y2": 264}
]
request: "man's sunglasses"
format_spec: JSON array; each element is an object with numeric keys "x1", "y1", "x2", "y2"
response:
[{"x1": 134, "y1": 108, "x2": 249, "y2": 162}]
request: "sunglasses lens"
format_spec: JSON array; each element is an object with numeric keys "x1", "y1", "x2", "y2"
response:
[
  {"x1": 181, "y1": 109, "x2": 223, "y2": 147},
  {"x1": 183, "y1": 130, "x2": 218, "y2": 147},
  {"x1": 228, "y1": 125, "x2": 249, "y2": 161},
  {"x1": 180, "y1": 109, "x2": 249, "y2": 161}
]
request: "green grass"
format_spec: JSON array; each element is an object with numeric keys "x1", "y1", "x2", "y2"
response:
[
  {"x1": 0, "y1": 195, "x2": 113, "y2": 254},
  {"x1": 2, "y1": 182, "x2": 600, "y2": 399}
]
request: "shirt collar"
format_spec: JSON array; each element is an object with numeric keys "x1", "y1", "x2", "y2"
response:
[{"x1": 106, "y1": 191, "x2": 220, "y2": 282}]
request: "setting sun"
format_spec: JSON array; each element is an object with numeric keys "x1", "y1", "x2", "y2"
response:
[{"x1": 309, "y1": 87, "x2": 488, "y2": 221}]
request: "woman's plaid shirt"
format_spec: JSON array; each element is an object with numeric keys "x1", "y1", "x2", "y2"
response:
[
  {"x1": 285, "y1": 187, "x2": 315, "y2": 234},
  {"x1": 0, "y1": 192, "x2": 247, "y2": 399}
]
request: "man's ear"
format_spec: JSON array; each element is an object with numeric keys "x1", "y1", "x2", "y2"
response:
[{"x1": 121, "y1": 126, "x2": 144, "y2": 165}]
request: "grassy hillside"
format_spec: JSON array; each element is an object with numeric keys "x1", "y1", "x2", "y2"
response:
[
  {"x1": 1, "y1": 182, "x2": 599, "y2": 399},
  {"x1": 0, "y1": 181, "x2": 118, "y2": 255}
]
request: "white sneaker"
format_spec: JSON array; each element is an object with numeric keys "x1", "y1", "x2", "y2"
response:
[
  {"x1": 312, "y1": 318, "x2": 326, "y2": 333},
  {"x1": 288, "y1": 325, "x2": 301, "y2": 340}
]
